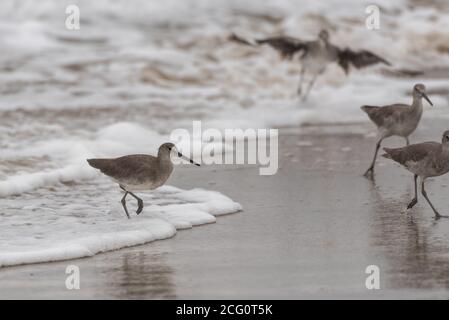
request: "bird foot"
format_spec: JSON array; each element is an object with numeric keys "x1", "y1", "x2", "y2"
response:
[
  {"x1": 435, "y1": 213, "x2": 449, "y2": 219},
  {"x1": 136, "y1": 200, "x2": 144, "y2": 215},
  {"x1": 406, "y1": 198, "x2": 417, "y2": 210},
  {"x1": 363, "y1": 168, "x2": 374, "y2": 178}
]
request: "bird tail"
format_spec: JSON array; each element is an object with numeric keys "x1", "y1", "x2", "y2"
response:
[{"x1": 229, "y1": 33, "x2": 256, "y2": 46}]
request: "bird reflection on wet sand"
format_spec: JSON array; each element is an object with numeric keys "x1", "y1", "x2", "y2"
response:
[
  {"x1": 106, "y1": 251, "x2": 176, "y2": 299},
  {"x1": 366, "y1": 176, "x2": 449, "y2": 293}
]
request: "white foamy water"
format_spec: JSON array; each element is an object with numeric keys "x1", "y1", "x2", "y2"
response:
[
  {"x1": 0, "y1": 183, "x2": 241, "y2": 267},
  {"x1": 1, "y1": 0, "x2": 449, "y2": 265}
]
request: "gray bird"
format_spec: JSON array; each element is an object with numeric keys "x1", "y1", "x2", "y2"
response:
[
  {"x1": 362, "y1": 83, "x2": 433, "y2": 177},
  {"x1": 382, "y1": 130, "x2": 449, "y2": 219},
  {"x1": 87, "y1": 142, "x2": 200, "y2": 219},
  {"x1": 230, "y1": 29, "x2": 390, "y2": 100}
]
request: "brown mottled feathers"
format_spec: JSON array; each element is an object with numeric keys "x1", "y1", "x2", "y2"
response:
[
  {"x1": 361, "y1": 104, "x2": 409, "y2": 127},
  {"x1": 255, "y1": 37, "x2": 307, "y2": 59},
  {"x1": 382, "y1": 142, "x2": 440, "y2": 164},
  {"x1": 87, "y1": 155, "x2": 159, "y2": 182},
  {"x1": 338, "y1": 48, "x2": 391, "y2": 74},
  {"x1": 229, "y1": 33, "x2": 254, "y2": 46},
  {"x1": 230, "y1": 33, "x2": 307, "y2": 59}
]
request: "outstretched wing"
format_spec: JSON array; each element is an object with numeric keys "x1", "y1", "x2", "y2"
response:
[
  {"x1": 255, "y1": 37, "x2": 307, "y2": 59},
  {"x1": 230, "y1": 33, "x2": 307, "y2": 59},
  {"x1": 229, "y1": 33, "x2": 255, "y2": 46},
  {"x1": 338, "y1": 48, "x2": 391, "y2": 74}
]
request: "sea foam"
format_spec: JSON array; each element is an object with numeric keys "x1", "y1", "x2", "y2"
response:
[{"x1": 0, "y1": 185, "x2": 241, "y2": 268}]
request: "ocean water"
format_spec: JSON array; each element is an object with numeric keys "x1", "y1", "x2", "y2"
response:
[
  {"x1": 1, "y1": 0, "x2": 449, "y2": 266},
  {"x1": 0, "y1": 184, "x2": 241, "y2": 267}
]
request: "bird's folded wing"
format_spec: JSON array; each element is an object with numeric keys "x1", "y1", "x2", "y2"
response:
[
  {"x1": 89, "y1": 155, "x2": 156, "y2": 181},
  {"x1": 337, "y1": 48, "x2": 391, "y2": 74},
  {"x1": 363, "y1": 105, "x2": 403, "y2": 127},
  {"x1": 385, "y1": 142, "x2": 439, "y2": 164}
]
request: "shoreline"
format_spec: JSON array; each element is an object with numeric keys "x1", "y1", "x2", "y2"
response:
[{"x1": 2, "y1": 119, "x2": 449, "y2": 299}]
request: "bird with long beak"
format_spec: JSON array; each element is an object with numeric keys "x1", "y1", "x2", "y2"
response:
[
  {"x1": 382, "y1": 130, "x2": 449, "y2": 219},
  {"x1": 361, "y1": 83, "x2": 433, "y2": 177},
  {"x1": 87, "y1": 142, "x2": 200, "y2": 218}
]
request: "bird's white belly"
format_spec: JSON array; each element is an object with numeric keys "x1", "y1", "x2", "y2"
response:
[
  {"x1": 391, "y1": 120, "x2": 418, "y2": 137},
  {"x1": 404, "y1": 160, "x2": 423, "y2": 175},
  {"x1": 404, "y1": 159, "x2": 442, "y2": 178}
]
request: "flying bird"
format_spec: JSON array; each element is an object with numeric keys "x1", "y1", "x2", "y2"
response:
[
  {"x1": 230, "y1": 30, "x2": 391, "y2": 100},
  {"x1": 382, "y1": 130, "x2": 449, "y2": 219},
  {"x1": 361, "y1": 83, "x2": 433, "y2": 177},
  {"x1": 87, "y1": 142, "x2": 200, "y2": 219}
]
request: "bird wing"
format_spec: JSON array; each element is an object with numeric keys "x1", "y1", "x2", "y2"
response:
[
  {"x1": 255, "y1": 36, "x2": 308, "y2": 59},
  {"x1": 87, "y1": 155, "x2": 158, "y2": 182},
  {"x1": 229, "y1": 33, "x2": 255, "y2": 46},
  {"x1": 230, "y1": 33, "x2": 307, "y2": 60},
  {"x1": 383, "y1": 142, "x2": 440, "y2": 164},
  {"x1": 337, "y1": 48, "x2": 391, "y2": 74},
  {"x1": 362, "y1": 104, "x2": 407, "y2": 128}
]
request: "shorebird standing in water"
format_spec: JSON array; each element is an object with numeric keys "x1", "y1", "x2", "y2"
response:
[
  {"x1": 230, "y1": 29, "x2": 390, "y2": 100},
  {"x1": 361, "y1": 83, "x2": 433, "y2": 177},
  {"x1": 87, "y1": 142, "x2": 200, "y2": 219},
  {"x1": 382, "y1": 130, "x2": 449, "y2": 219}
]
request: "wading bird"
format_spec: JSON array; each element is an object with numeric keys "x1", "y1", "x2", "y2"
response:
[
  {"x1": 87, "y1": 142, "x2": 200, "y2": 219},
  {"x1": 230, "y1": 29, "x2": 390, "y2": 100},
  {"x1": 382, "y1": 130, "x2": 449, "y2": 219},
  {"x1": 362, "y1": 83, "x2": 433, "y2": 177}
]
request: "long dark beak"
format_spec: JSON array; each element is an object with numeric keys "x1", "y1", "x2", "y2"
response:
[
  {"x1": 422, "y1": 92, "x2": 433, "y2": 106},
  {"x1": 178, "y1": 152, "x2": 200, "y2": 166}
]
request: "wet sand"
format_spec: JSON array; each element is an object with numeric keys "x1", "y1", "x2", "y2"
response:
[{"x1": 2, "y1": 119, "x2": 449, "y2": 299}]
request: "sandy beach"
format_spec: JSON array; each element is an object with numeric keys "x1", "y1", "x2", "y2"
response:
[
  {"x1": 2, "y1": 118, "x2": 449, "y2": 299},
  {"x1": 2, "y1": 0, "x2": 449, "y2": 301}
]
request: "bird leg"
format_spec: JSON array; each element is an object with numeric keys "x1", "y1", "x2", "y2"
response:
[
  {"x1": 121, "y1": 191, "x2": 131, "y2": 219},
  {"x1": 364, "y1": 139, "x2": 383, "y2": 177},
  {"x1": 407, "y1": 174, "x2": 418, "y2": 209},
  {"x1": 301, "y1": 74, "x2": 318, "y2": 101},
  {"x1": 405, "y1": 137, "x2": 410, "y2": 146},
  {"x1": 120, "y1": 185, "x2": 143, "y2": 215},
  {"x1": 421, "y1": 179, "x2": 441, "y2": 218},
  {"x1": 128, "y1": 191, "x2": 144, "y2": 215},
  {"x1": 297, "y1": 66, "x2": 305, "y2": 95}
]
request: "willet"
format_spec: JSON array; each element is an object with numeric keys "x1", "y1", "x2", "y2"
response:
[
  {"x1": 87, "y1": 142, "x2": 200, "y2": 219},
  {"x1": 230, "y1": 29, "x2": 390, "y2": 100},
  {"x1": 362, "y1": 83, "x2": 433, "y2": 177},
  {"x1": 382, "y1": 130, "x2": 449, "y2": 219}
]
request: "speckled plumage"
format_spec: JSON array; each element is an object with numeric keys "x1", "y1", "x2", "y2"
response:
[
  {"x1": 87, "y1": 142, "x2": 199, "y2": 219},
  {"x1": 88, "y1": 153, "x2": 173, "y2": 191},
  {"x1": 362, "y1": 83, "x2": 433, "y2": 176},
  {"x1": 382, "y1": 130, "x2": 449, "y2": 218}
]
